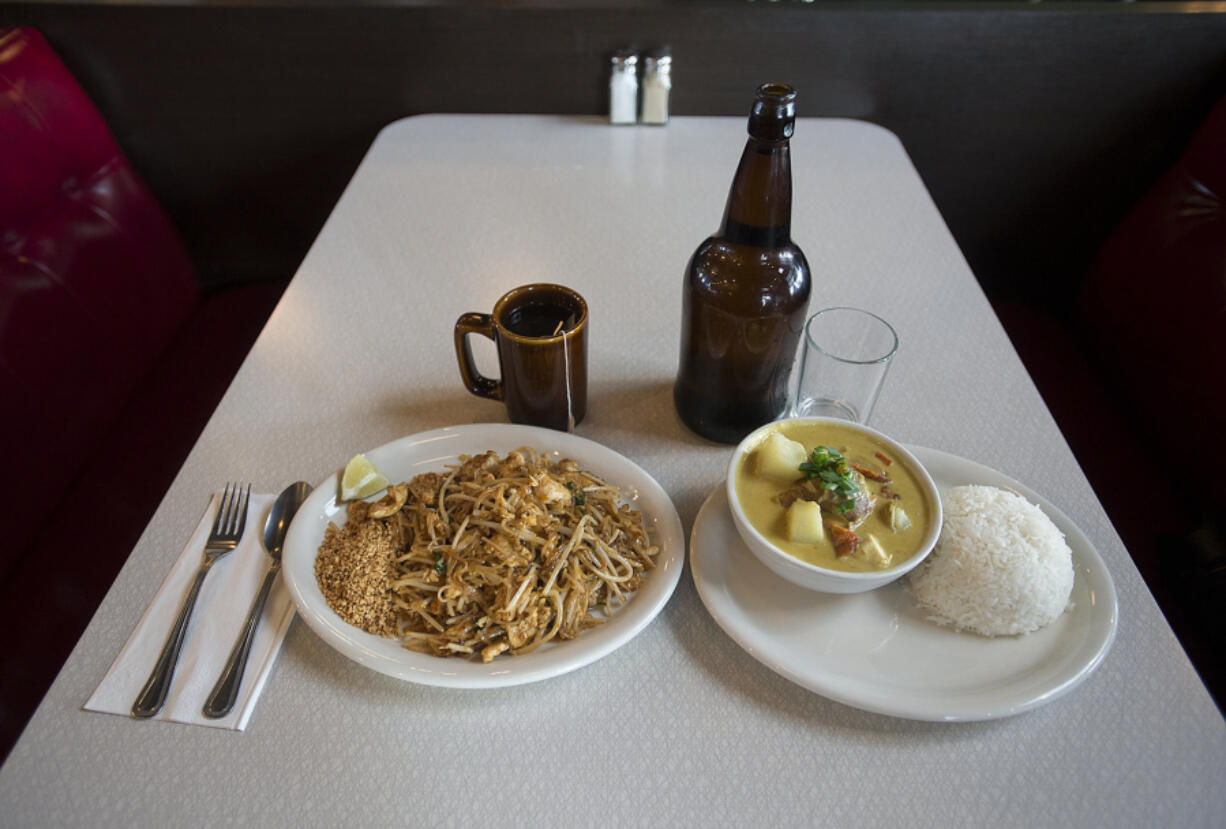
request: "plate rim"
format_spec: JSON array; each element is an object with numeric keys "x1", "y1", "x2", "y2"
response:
[
  {"x1": 690, "y1": 443, "x2": 1119, "y2": 721},
  {"x1": 282, "y1": 423, "x2": 685, "y2": 688}
]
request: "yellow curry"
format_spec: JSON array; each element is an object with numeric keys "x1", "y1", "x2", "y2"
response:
[{"x1": 733, "y1": 420, "x2": 934, "y2": 573}]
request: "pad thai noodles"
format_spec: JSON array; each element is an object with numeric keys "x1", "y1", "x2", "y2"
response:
[{"x1": 315, "y1": 447, "x2": 659, "y2": 662}]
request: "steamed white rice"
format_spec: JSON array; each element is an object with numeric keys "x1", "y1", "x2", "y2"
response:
[{"x1": 907, "y1": 485, "x2": 1074, "y2": 637}]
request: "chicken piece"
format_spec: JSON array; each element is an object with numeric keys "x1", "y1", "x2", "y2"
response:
[
  {"x1": 455, "y1": 451, "x2": 500, "y2": 482},
  {"x1": 855, "y1": 534, "x2": 890, "y2": 568},
  {"x1": 368, "y1": 483, "x2": 409, "y2": 518},
  {"x1": 533, "y1": 475, "x2": 572, "y2": 507},
  {"x1": 816, "y1": 471, "x2": 877, "y2": 528},
  {"x1": 511, "y1": 505, "x2": 543, "y2": 532},
  {"x1": 505, "y1": 604, "x2": 545, "y2": 648},
  {"x1": 776, "y1": 478, "x2": 825, "y2": 509},
  {"x1": 824, "y1": 520, "x2": 860, "y2": 558},
  {"x1": 496, "y1": 450, "x2": 528, "y2": 477},
  {"x1": 407, "y1": 472, "x2": 442, "y2": 507},
  {"x1": 481, "y1": 641, "x2": 510, "y2": 662}
]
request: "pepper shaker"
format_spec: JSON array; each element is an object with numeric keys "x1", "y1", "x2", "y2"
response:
[
  {"x1": 609, "y1": 50, "x2": 638, "y2": 125},
  {"x1": 641, "y1": 49, "x2": 671, "y2": 125}
]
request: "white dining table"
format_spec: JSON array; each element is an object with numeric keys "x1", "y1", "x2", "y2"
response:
[{"x1": 1, "y1": 114, "x2": 1223, "y2": 826}]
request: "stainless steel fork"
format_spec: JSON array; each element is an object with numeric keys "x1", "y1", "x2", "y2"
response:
[{"x1": 131, "y1": 483, "x2": 251, "y2": 719}]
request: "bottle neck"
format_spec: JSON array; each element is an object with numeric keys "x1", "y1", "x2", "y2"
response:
[{"x1": 718, "y1": 137, "x2": 793, "y2": 248}]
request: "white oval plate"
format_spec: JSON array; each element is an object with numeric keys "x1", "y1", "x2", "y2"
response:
[
  {"x1": 282, "y1": 424, "x2": 684, "y2": 688},
  {"x1": 690, "y1": 445, "x2": 1118, "y2": 721}
]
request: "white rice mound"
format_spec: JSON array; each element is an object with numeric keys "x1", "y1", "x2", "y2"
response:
[{"x1": 907, "y1": 485, "x2": 1074, "y2": 637}]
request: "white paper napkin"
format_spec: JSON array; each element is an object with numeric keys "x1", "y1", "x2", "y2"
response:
[{"x1": 85, "y1": 491, "x2": 296, "y2": 730}]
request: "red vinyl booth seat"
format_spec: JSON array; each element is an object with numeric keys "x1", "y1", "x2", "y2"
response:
[
  {"x1": 996, "y1": 93, "x2": 1226, "y2": 711},
  {"x1": 0, "y1": 27, "x2": 288, "y2": 759},
  {"x1": 1, "y1": 27, "x2": 199, "y2": 558},
  {"x1": 1079, "y1": 94, "x2": 1226, "y2": 510}
]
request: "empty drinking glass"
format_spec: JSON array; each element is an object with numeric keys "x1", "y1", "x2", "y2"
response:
[{"x1": 791, "y1": 307, "x2": 898, "y2": 424}]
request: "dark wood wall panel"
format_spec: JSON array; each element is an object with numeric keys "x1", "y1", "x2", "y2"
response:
[{"x1": 7, "y1": 3, "x2": 1226, "y2": 300}]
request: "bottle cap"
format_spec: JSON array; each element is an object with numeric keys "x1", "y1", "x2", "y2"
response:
[{"x1": 748, "y1": 82, "x2": 796, "y2": 141}]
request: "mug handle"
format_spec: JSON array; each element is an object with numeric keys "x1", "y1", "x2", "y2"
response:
[{"x1": 454, "y1": 312, "x2": 502, "y2": 400}]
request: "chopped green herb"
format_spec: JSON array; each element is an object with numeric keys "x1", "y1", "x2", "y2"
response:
[
  {"x1": 432, "y1": 551, "x2": 445, "y2": 572},
  {"x1": 566, "y1": 480, "x2": 586, "y2": 508},
  {"x1": 799, "y1": 445, "x2": 860, "y2": 513}
]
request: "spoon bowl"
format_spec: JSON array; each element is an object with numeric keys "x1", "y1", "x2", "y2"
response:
[{"x1": 263, "y1": 481, "x2": 313, "y2": 562}]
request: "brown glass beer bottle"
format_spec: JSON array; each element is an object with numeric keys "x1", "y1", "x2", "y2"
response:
[{"x1": 673, "y1": 82, "x2": 811, "y2": 443}]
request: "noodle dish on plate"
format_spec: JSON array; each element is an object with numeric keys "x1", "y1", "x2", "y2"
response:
[{"x1": 281, "y1": 423, "x2": 684, "y2": 688}]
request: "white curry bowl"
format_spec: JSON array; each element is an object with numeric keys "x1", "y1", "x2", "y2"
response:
[{"x1": 726, "y1": 417, "x2": 943, "y2": 594}]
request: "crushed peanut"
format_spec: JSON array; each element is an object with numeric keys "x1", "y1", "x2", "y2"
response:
[{"x1": 314, "y1": 506, "x2": 398, "y2": 637}]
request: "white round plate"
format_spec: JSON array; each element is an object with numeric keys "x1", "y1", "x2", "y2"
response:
[
  {"x1": 690, "y1": 445, "x2": 1118, "y2": 721},
  {"x1": 282, "y1": 423, "x2": 684, "y2": 688}
]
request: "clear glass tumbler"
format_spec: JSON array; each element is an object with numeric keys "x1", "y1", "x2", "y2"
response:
[{"x1": 791, "y1": 307, "x2": 898, "y2": 424}]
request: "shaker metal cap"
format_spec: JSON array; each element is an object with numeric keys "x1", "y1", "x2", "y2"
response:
[
  {"x1": 748, "y1": 82, "x2": 797, "y2": 141},
  {"x1": 611, "y1": 50, "x2": 638, "y2": 70},
  {"x1": 644, "y1": 48, "x2": 672, "y2": 72}
]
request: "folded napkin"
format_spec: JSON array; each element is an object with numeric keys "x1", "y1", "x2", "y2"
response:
[{"x1": 85, "y1": 491, "x2": 295, "y2": 730}]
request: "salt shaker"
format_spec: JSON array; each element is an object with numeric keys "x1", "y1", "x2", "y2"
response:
[
  {"x1": 641, "y1": 49, "x2": 671, "y2": 125},
  {"x1": 609, "y1": 50, "x2": 638, "y2": 125}
]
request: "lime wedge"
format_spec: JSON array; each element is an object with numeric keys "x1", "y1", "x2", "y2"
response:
[{"x1": 340, "y1": 453, "x2": 389, "y2": 501}]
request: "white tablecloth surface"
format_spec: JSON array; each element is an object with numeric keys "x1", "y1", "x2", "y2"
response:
[{"x1": 2, "y1": 115, "x2": 1222, "y2": 826}]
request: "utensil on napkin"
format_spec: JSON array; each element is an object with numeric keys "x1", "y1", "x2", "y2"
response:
[
  {"x1": 131, "y1": 483, "x2": 251, "y2": 718},
  {"x1": 85, "y1": 488, "x2": 298, "y2": 730},
  {"x1": 204, "y1": 481, "x2": 311, "y2": 719}
]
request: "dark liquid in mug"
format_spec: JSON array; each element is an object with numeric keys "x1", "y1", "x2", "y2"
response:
[{"x1": 503, "y1": 301, "x2": 578, "y2": 338}]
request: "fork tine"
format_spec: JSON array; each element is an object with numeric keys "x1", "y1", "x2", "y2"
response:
[
  {"x1": 212, "y1": 483, "x2": 234, "y2": 537},
  {"x1": 229, "y1": 484, "x2": 251, "y2": 539}
]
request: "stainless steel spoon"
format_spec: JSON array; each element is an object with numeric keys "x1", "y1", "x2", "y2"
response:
[{"x1": 203, "y1": 481, "x2": 312, "y2": 719}]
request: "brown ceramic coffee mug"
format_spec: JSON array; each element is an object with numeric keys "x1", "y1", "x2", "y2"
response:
[{"x1": 454, "y1": 283, "x2": 588, "y2": 431}]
